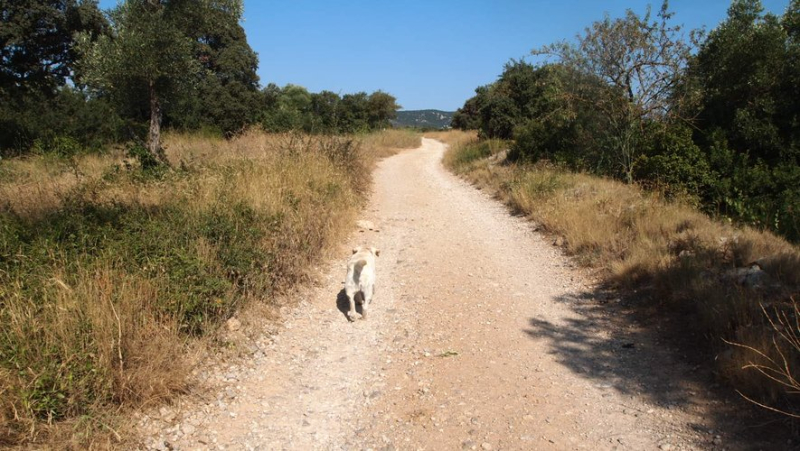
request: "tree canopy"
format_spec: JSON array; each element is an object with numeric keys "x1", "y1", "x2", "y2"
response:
[
  {"x1": 259, "y1": 85, "x2": 399, "y2": 135},
  {"x1": 0, "y1": 0, "x2": 109, "y2": 152},
  {"x1": 0, "y1": 0, "x2": 107, "y2": 100},
  {"x1": 533, "y1": 0, "x2": 693, "y2": 182},
  {"x1": 78, "y1": 0, "x2": 249, "y2": 161}
]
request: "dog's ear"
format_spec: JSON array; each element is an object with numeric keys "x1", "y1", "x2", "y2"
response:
[
  {"x1": 371, "y1": 247, "x2": 380, "y2": 257},
  {"x1": 352, "y1": 247, "x2": 361, "y2": 254}
]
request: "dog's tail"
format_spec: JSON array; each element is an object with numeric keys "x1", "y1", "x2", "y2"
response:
[{"x1": 351, "y1": 259, "x2": 368, "y2": 284}]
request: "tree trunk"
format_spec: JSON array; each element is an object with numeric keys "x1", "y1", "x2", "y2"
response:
[{"x1": 148, "y1": 80, "x2": 167, "y2": 164}]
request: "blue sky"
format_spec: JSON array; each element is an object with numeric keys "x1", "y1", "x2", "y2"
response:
[{"x1": 98, "y1": 1, "x2": 792, "y2": 111}]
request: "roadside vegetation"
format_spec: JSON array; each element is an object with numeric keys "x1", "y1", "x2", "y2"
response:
[
  {"x1": 448, "y1": 0, "x2": 800, "y2": 421},
  {"x1": 0, "y1": 129, "x2": 419, "y2": 447},
  {"x1": 452, "y1": 0, "x2": 799, "y2": 244}
]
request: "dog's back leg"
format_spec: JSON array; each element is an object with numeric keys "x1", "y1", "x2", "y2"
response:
[
  {"x1": 345, "y1": 287, "x2": 357, "y2": 321},
  {"x1": 361, "y1": 285, "x2": 374, "y2": 320}
]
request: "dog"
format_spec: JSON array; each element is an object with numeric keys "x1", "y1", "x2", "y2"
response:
[{"x1": 344, "y1": 246, "x2": 379, "y2": 321}]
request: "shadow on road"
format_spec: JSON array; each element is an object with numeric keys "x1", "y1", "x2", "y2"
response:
[{"x1": 523, "y1": 286, "x2": 795, "y2": 449}]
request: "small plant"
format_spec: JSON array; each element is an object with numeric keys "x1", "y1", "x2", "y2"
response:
[
  {"x1": 126, "y1": 142, "x2": 163, "y2": 172},
  {"x1": 726, "y1": 299, "x2": 800, "y2": 419},
  {"x1": 32, "y1": 136, "x2": 84, "y2": 158}
]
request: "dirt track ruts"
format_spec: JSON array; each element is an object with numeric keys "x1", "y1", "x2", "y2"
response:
[{"x1": 139, "y1": 138, "x2": 789, "y2": 450}]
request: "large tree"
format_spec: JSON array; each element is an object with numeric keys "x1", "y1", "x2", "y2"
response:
[
  {"x1": 533, "y1": 0, "x2": 693, "y2": 182},
  {"x1": 366, "y1": 90, "x2": 399, "y2": 130},
  {"x1": 77, "y1": 0, "x2": 244, "y2": 162}
]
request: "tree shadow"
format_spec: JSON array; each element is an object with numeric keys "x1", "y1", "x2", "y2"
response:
[{"x1": 523, "y1": 286, "x2": 796, "y2": 449}]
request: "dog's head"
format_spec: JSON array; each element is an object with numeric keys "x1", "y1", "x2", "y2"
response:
[{"x1": 352, "y1": 246, "x2": 380, "y2": 257}]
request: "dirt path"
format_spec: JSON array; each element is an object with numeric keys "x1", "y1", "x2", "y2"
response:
[{"x1": 139, "y1": 138, "x2": 788, "y2": 450}]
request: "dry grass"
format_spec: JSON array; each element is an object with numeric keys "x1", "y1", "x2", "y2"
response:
[
  {"x1": 360, "y1": 128, "x2": 422, "y2": 159},
  {"x1": 424, "y1": 129, "x2": 476, "y2": 150},
  {"x1": 166, "y1": 128, "x2": 420, "y2": 166},
  {"x1": 0, "y1": 151, "x2": 125, "y2": 221},
  {"x1": 0, "y1": 129, "x2": 404, "y2": 447},
  {"x1": 443, "y1": 136, "x2": 800, "y2": 416}
]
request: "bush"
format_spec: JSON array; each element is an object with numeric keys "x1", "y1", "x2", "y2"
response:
[
  {"x1": 0, "y1": 89, "x2": 125, "y2": 157},
  {"x1": 633, "y1": 122, "x2": 714, "y2": 202},
  {"x1": 444, "y1": 139, "x2": 506, "y2": 172},
  {"x1": 31, "y1": 136, "x2": 85, "y2": 159},
  {"x1": 125, "y1": 142, "x2": 163, "y2": 172}
]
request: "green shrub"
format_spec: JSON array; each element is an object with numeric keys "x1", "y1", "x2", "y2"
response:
[
  {"x1": 31, "y1": 136, "x2": 85, "y2": 159},
  {"x1": 633, "y1": 123, "x2": 714, "y2": 202},
  {"x1": 126, "y1": 142, "x2": 163, "y2": 172},
  {"x1": 446, "y1": 139, "x2": 505, "y2": 171}
]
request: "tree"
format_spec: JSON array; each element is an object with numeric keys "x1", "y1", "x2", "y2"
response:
[
  {"x1": 310, "y1": 90, "x2": 341, "y2": 133},
  {"x1": 508, "y1": 64, "x2": 608, "y2": 169},
  {"x1": 170, "y1": 0, "x2": 260, "y2": 136},
  {"x1": 451, "y1": 86, "x2": 488, "y2": 130},
  {"x1": 366, "y1": 91, "x2": 399, "y2": 129},
  {"x1": 259, "y1": 86, "x2": 397, "y2": 134},
  {"x1": 77, "y1": 0, "x2": 244, "y2": 162},
  {"x1": 259, "y1": 84, "x2": 313, "y2": 132},
  {"x1": 533, "y1": 0, "x2": 693, "y2": 182},
  {"x1": 687, "y1": 0, "x2": 800, "y2": 240},
  {"x1": 693, "y1": 0, "x2": 791, "y2": 164},
  {"x1": 1, "y1": 0, "x2": 108, "y2": 151},
  {"x1": 339, "y1": 92, "x2": 369, "y2": 133},
  {"x1": 1, "y1": 0, "x2": 107, "y2": 100}
]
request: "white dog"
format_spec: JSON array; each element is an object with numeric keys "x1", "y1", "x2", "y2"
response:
[{"x1": 344, "y1": 246, "x2": 379, "y2": 321}]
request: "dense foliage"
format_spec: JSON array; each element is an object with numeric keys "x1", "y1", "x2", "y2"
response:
[
  {"x1": 0, "y1": 0, "x2": 111, "y2": 153},
  {"x1": 0, "y1": 0, "x2": 400, "y2": 157},
  {"x1": 453, "y1": 0, "x2": 800, "y2": 242},
  {"x1": 259, "y1": 84, "x2": 399, "y2": 134}
]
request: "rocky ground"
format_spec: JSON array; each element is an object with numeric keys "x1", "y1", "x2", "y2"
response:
[{"x1": 137, "y1": 138, "x2": 793, "y2": 450}]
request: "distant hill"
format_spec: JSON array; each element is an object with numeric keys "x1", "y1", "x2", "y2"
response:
[{"x1": 392, "y1": 109, "x2": 454, "y2": 129}]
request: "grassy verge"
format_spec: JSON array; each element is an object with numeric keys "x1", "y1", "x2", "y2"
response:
[
  {"x1": 0, "y1": 129, "x2": 419, "y2": 447},
  {"x1": 424, "y1": 129, "x2": 476, "y2": 151},
  {"x1": 441, "y1": 131, "x2": 800, "y2": 417},
  {"x1": 360, "y1": 128, "x2": 421, "y2": 160}
]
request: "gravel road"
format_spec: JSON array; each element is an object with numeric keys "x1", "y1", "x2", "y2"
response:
[{"x1": 139, "y1": 138, "x2": 790, "y2": 450}]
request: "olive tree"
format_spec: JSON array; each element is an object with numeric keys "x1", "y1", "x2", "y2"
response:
[{"x1": 77, "y1": 0, "x2": 243, "y2": 163}]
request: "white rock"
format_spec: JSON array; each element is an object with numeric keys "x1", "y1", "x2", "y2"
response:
[{"x1": 226, "y1": 317, "x2": 242, "y2": 332}]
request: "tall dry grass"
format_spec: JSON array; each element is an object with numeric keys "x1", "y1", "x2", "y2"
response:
[
  {"x1": 425, "y1": 129, "x2": 476, "y2": 150},
  {"x1": 360, "y1": 128, "x2": 422, "y2": 159},
  {"x1": 441, "y1": 132, "x2": 800, "y2": 416},
  {"x1": 0, "y1": 128, "x2": 408, "y2": 447}
]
